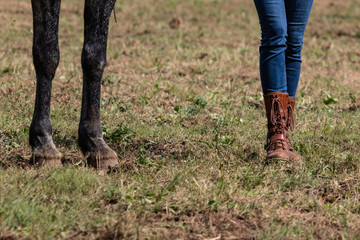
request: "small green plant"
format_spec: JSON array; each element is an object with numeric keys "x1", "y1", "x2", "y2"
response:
[
  {"x1": 323, "y1": 92, "x2": 339, "y2": 105},
  {"x1": 103, "y1": 124, "x2": 136, "y2": 143},
  {"x1": 194, "y1": 98, "x2": 207, "y2": 109},
  {"x1": 101, "y1": 97, "x2": 119, "y2": 108}
]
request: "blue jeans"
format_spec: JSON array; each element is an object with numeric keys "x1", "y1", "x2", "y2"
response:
[{"x1": 254, "y1": 0, "x2": 313, "y2": 97}]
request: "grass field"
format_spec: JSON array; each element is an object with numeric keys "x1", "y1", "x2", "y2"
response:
[{"x1": 1, "y1": 0, "x2": 360, "y2": 239}]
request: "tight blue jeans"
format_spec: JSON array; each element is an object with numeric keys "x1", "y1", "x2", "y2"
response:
[{"x1": 254, "y1": 0, "x2": 313, "y2": 97}]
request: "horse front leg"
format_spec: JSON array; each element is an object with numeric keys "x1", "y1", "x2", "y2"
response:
[
  {"x1": 78, "y1": 0, "x2": 118, "y2": 169},
  {"x1": 29, "y1": 0, "x2": 62, "y2": 166}
]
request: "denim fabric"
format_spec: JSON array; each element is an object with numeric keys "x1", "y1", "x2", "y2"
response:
[{"x1": 254, "y1": 0, "x2": 313, "y2": 97}]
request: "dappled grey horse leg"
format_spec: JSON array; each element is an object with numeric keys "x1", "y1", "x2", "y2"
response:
[
  {"x1": 29, "y1": 0, "x2": 62, "y2": 166},
  {"x1": 78, "y1": 0, "x2": 118, "y2": 169}
]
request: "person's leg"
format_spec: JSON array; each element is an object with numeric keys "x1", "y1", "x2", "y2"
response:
[
  {"x1": 254, "y1": 0, "x2": 291, "y2": 161},
  {"x1": 285, "y1": 0, "x2": 313, "y2": 97},
  {"x1": 253, "y1": 0, "x2": 287, "y2": 94},
  {"x1": 283, "y1": 0, "x2": 313, "y2": 161}
]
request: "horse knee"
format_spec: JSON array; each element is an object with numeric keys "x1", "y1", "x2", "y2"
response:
[
  {"x1": 81, "y1": 43, "x2": 106, "y2": 74},
  {"x1": 33, "y1": 43, "x2": 59, "y2": 78}
]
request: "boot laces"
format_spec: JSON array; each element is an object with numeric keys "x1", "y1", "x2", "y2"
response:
[
  {"x1": 266, "y1": 135, "x2": 286, "y2": 151},
  {"x1": 266, "y1": 97, "x2": 287, "y2": 151},
  {"x1": 270, "y1": 97, "x2": 286, "y2": 133}
]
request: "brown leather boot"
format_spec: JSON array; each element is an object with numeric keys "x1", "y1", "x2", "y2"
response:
[
  {"x1": 264, "y1": 92, "x2": 290, "y2": 161},
  {"x1": 285, "y1": 96, "x2": 302, "y2": 161}
]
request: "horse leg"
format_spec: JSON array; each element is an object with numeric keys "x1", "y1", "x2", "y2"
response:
[
  {"x1": 29, "y1": 0, "x2": 62, "y2": 166},
  {"x1": 78, "y1": 0, "x2": 118, "y2": 169}
]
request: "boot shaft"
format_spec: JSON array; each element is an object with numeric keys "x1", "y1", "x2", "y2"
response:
[
  {"x1": 263, "y1": 91, "x2": 289, "y2": 131},
  {"x1": 288, "y1": 96, "x2": 296, "y2": 109},
  {"x1": 287, "y1": 96, "x2": 296, "y2": 131}
]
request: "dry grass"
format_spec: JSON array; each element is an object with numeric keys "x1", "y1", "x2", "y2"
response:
[{"x1": 1, "y1": 0, "x2": 360, "y2": 239}]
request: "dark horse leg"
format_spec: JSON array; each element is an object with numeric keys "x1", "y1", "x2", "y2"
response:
[
  {"x1": 29, "y1": 0, "x2": 62, "y2": 166},
  {"x1": 78, "y1": 0, "x2": 118, "y2": 169}
]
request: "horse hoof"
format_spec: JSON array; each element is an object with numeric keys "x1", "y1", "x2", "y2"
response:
[
  {"x1": 86, "y1": 147, "x2": 119, "y2": 170},
  {"x1": 31, "y1": 141, "x2": 62, "y2": 167}
]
